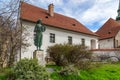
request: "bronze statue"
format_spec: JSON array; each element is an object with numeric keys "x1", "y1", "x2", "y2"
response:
[{"x1": 34, "y1": 19, "x2": 46, "y2": 50}]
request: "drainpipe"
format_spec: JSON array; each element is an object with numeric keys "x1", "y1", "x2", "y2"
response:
[{"x1": 114, "y1": 37, "x2": 116, "y2": 48}]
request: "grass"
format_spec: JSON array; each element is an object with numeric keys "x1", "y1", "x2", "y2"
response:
[
  {"x1": 48, "y1": 62, "x2": 120, "y2": 80},
  {"x1": 0, "y1": 75, "x2": 6, "y2": 80},
  {"x1": 1, "y1": 63, "x2": 120, "y2": 80},
  {"x1": 46, "y1": 64, "x2": 62, "y2": 71},
  {"x1": 0, "y1": 68, "x2": 9, "y2": 80},
  {"x1": 85, "y1": 63, "x2": 120, "y2": 80}
]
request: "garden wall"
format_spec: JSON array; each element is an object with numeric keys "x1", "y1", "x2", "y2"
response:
[{"x1": 91, "y1": 48, "x2": 120, "y2": 62}]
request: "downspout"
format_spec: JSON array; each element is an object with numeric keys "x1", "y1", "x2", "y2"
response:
[
  {"x1": 19, "y1": 0, "x2": 23, "y2": 60},
  {"x1": 114, "y1": 37, "x2": 116, "y2": 48}
]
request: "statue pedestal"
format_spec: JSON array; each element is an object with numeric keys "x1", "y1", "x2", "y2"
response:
[{"x1": 33, "y1": 50, "x2": 45, "y2": 66}]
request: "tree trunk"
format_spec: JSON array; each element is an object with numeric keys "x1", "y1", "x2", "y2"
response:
[
  {"x1": 0, "y1": 41, "x2": 8, "y2": 68},
  {"x1": 8, "y1": 46, "x2": 15, "y2": 67}
]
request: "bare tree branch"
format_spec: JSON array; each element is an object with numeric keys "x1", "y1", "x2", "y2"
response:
[{"x1": 0, "y1": 0, "x2": 29, "y2": 68}]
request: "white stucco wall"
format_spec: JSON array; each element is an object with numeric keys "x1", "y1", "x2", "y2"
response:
[
  {"x1": 99, "y1": 38, "x2": 114, "y2": 49},
  {"x1": 115, "y1": 30, "x2": 120, "y2": 47},
  {"x1": 21, "y1": 21, "x2": 98, "y2": 59},
  {"x1": 92, "y1": 50, "x2": 120, "y2": 61}
]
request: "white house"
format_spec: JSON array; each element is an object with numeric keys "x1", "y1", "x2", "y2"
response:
[
  {"x1": 96, "y1": 18, "x2": 120, "y2": 49},
  {"x1": 95, "y1": 0, "x2": 120, "y2": 49},
  {"x1": 20, "y1": 2, "x2": 98, "y2": 59}
]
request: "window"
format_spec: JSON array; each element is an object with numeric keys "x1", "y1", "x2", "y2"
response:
[
  {"x1": 72, "y1": 24, "x2": 76, "y2": 26},
  {"x1": 81, "y1": 38, "x2": 85, "y2": 46},
  {"x1": 50, "y1": 33, "x2": 55, "y2": 43},
  {"x1": 116, "y1": 40, "x2": 119, "y2": 48},
  {"x1": 45, "y1": 16, "x2": 48, "y2": 18},
  {"x1": 68, "y1": 36, "x2": 72, "y2": 44}
]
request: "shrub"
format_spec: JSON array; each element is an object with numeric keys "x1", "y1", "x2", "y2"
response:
[
  {"x1": 58, "y1": 64, "x2": 80, "y2": 76},
  {"x1": 47, "y1": 43, "x2": 92, "y2": 69},
  {"x1": 12, "y1": 58, "x2": 50, "y2": 80},
  {"x1": 66, "y1": 45, "x2": 92, "y2": 64},
  {"x1": 76, "y1": 60, "x2": 92, "y2": 70},
  {"x1": 47, "y1": 44, "x2": 72, "y2": 66}
]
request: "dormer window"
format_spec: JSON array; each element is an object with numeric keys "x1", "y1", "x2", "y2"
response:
[
  {"x1": 72, "y1": 24, "x2": 76, "y2": 26},
  {"x1": 108, "y1": 31, "x2": 111, "y2": 34},
  {"x1": 45, "y1": 16, "x2": 49, "y2": 18}
]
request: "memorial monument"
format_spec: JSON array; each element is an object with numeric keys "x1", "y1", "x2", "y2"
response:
[{"x1": 33, "y1": 19, "x2": 46, "y2": 66}]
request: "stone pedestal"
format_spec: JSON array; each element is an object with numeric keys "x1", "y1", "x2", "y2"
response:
[{"x1": 33, "y1": 50, "x2": 45, "y2": 66}]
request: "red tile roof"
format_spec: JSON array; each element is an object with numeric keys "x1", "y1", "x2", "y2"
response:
[
  {"x1": 20, "y1": 2, "x2": 97, "y2": 36},
  {"x1": 96, "y1": 18, "x2": 120, "y2": 40}
]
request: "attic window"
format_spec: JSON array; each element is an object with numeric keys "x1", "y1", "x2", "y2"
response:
[
  {"x1": 45, "y1": 16, "x2": 49, "y2": 18},
  {"x1": 108, "y1": 31, "x2": 111, "y2": 34},
  {"x1": 72, "y1": 24, "x2": 76, "y2": 26}
]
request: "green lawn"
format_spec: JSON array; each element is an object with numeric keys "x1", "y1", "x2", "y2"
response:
[
  {"x1": 0, "y1": 68, "x2": 8, "y2": 80},
  {"x1": 49, "y1": 63, "x2": 120, "y2": 80},
  {"x1": 0, "y1": 75, "x2": 6, "y2": 80},
  {"x1": 1, "y1": 63, "x2": 120, "y2": 80}
]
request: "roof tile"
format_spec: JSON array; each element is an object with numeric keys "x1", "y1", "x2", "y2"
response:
[
  {"x1": 20, "y1": 2, "x2": 97, "y2": 36},
  {"x1": 96, "y1": 18, "x2": 120, "y2": 40}
]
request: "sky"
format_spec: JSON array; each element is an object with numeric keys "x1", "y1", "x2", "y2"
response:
[
  {"x1": 28, "y1": 0, "x2": 119, "y2": 32},
  {"x1": 0, "y1": 0, "x2": 118, "y2": 32}
]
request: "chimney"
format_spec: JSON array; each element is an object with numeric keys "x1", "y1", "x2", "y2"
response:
[{"x1": 48, "y1": 4, "x2": 54, "y2": 16}]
